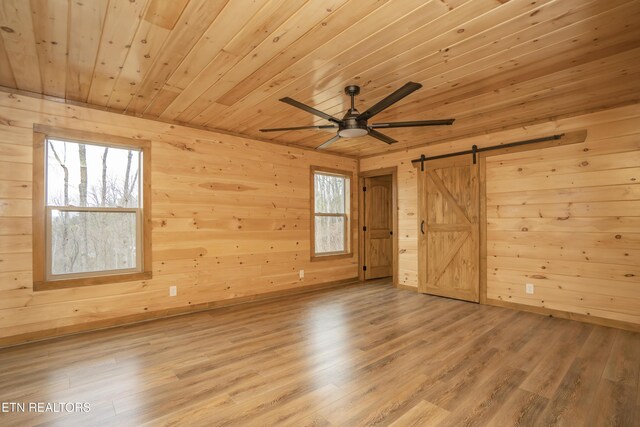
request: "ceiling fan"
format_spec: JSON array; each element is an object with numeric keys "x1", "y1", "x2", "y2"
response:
[{"x1": 259, "y1": 82, "x2": 455, "y2": 149}]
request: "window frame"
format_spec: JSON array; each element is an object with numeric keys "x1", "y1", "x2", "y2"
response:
[
  {"x1": 33, "y1": 125, "x2": 152, "y2": 291},
  {"x1": 310, "y1": 166, "x2": 354, "y2": 262}
]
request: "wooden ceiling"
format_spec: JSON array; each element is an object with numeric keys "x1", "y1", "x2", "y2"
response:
[{"x1": 1, "y1": 0, "x2": 639, "y2": 157}]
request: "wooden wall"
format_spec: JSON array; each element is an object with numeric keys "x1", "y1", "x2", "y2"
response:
[
  {"x1": 0, "y1": 91, "x2": 358, "y2": 346},
  {"x1": 485, "y1": 132, "x2": 640, "y2": 325},
  {"x1": 361, "y1": 103, "x2": 640, "y2": 327}
]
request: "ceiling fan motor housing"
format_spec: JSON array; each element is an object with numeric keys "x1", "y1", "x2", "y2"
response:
[
  {"x1": 339, "y1": 85, "x2": 368, "y2": 137},
  {"x1": 344, "y1": 85, "x2": 361, "y2": 96}
]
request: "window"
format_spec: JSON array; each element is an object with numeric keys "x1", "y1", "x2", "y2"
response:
[
  {"x1": 311, "y1": 166, "x2": 353, "y2": 260},
  {"x1": 33, "y1": 126, "x2": 151, "y2": 290}
]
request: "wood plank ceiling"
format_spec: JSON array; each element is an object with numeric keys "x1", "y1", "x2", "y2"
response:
[{"x1": 1, "y1": 0, "x2": 639, "y2": 157}]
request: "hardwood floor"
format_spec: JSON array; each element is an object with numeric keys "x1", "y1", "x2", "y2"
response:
[{"x1": 0, "y1": 280, "x2": 638, "y2": 426}]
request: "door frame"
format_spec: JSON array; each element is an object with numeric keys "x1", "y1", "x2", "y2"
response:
[{"x1": 358, "y1": 167, "x2": 398, "y2": 287}]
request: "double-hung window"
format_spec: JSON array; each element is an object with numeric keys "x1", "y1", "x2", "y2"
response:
[
  {"x1": 311, "y1": 166, "x2": 353, "y2": 260},
  {"x1": 33, "y1": 126, "x2": 151, "y2": 290}
]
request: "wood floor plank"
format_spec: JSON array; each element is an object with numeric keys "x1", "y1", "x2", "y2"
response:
[
  {"x1": 519, "y1": 321, "x2": 592, "y2": 398},
  {"x1": 486, "y1": 388, "x2": 549, "y2": 427},
  {"x1": 588, "y1": 379, "x2": 639, "y2": 427},
  {"x1": 540, "y1": 326, "x2": 617, "y2": 426},
  {"x1": 603, "y1": 330, "x2": 640, "y2": 389},
  {"x1": 437, "y1": 365, "x2": 529, "y2": 426},
  {"x1": 0, "y1": 280, "x2": 636, "y2": 426},
  {"x1": 389, "y1": 399, "x2": 450, "y2": 427}
]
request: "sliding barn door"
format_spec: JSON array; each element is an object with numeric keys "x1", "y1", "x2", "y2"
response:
[{"x1": 418, "y1": 156, "x2": 479, "y2": 302}]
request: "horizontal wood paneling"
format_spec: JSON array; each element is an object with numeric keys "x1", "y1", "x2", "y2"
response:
[
  {"x1": 485, "y1": 129, "x2": 640, "y2": 324},
  {"x1": 0, "y1": 91, "x2": 358, "y2": 343},
  {"x1": 360, "y1": 103, "x2": 640, "y2": 327}
]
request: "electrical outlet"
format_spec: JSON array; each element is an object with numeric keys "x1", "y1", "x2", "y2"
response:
[
  {"x1": 169, "y1": 285, "x2": 177, "y2": 297},
  {"x1": 525, "y1": 283, "x2": 534, "y2": 295},
  {"x1": 299, "y1": 269, "x2": 304, "y2": 279}
]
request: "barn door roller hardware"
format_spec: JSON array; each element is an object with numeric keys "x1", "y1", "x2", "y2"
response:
[{"x1": 412, "y1": 134, "x2": 564, "y2": 171}]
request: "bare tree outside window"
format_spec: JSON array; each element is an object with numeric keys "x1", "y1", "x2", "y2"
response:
[
  {"x1": 46, "y1": 139, "x2": 142, "y2": 278},
  {"x1": 313, "y1": 172, "x2": 350, "y2": 255}
]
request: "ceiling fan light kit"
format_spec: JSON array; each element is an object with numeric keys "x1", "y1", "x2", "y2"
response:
[
  {"x1": 338, "y1": 128, "x2": 368, "y2": 137},
  {"x1": 259, "y1": 81, "x2": 455, "y2": 149}
]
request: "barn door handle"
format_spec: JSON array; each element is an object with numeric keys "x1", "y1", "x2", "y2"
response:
[{"x1": 420, "y1": 220, "x2": 425, "y2": 234}]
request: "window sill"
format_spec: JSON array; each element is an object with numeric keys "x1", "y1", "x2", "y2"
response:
[
  {"x1": 310, "y1": 252, "x2": 353, "y2": 262},
  {"x1": 33, "y1": 271, "x2": 152, "y2": 291}
]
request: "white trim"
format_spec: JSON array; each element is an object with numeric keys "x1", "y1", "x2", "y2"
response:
[{"x1": 51, "y1": 206, "x2": 138, "y2": 213}]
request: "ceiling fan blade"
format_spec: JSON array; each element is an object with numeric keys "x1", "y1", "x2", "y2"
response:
[
  {"x1": 357, "y1": 82, "x2": 422, "y2": 121},
  {"x1": 280, "y1": 97, "x2": 342, "y2": 124},
  {"x1": 370, "y1": 119, "x2": 455, "y2": 128},
  {"x1": 368, "y1": 129, "x2": 397, "y2": 145},
  {"x1": 260, "y1": 124, "x2": 337, "y2": 132},
  {"x1": 315, "y1": 134, "x2": 341, "y2": 150}
]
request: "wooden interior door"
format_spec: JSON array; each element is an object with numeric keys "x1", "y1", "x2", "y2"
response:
[
  {"x1": 418, "y1": 156, "x2": 479, "y2": 302},
  {"x1": 364, "y1": 175, "x2": 393, "y2": 279}
]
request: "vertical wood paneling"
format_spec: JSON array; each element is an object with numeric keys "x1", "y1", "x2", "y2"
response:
[
  {"x1": 65, "y1": 0, "x2": 107, "y2": 102},
  {"x1": 30, "y1": 0, "x2": 68, "y2": 98},
  {"x1": 0, "y1": 91, "x2": 358, "y2": 343},
  {"x1": 106, "y1": 13, "x2": 172, "y2": 111},
  {"x1": 125, "y1": 0, "x2": 228, "y2": 114},
  {"x1": 161, "y1": 0, "x2": 263, "y2": 97},
  {"x1": 162, "y1": 0, "x2": 342, "y2": 121},
  {"x1": 86, "y1": 0, "x2": 148, "y2": 105},
  {"x1": 0, "y1": 35, "x2": 16, "y2": 87},
  {"x1": 0, "y1": 0, "x2": 42, "y2": 93},
  {"x1": 143, "y1": 0, "x2": 190, "y2": 30}
]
